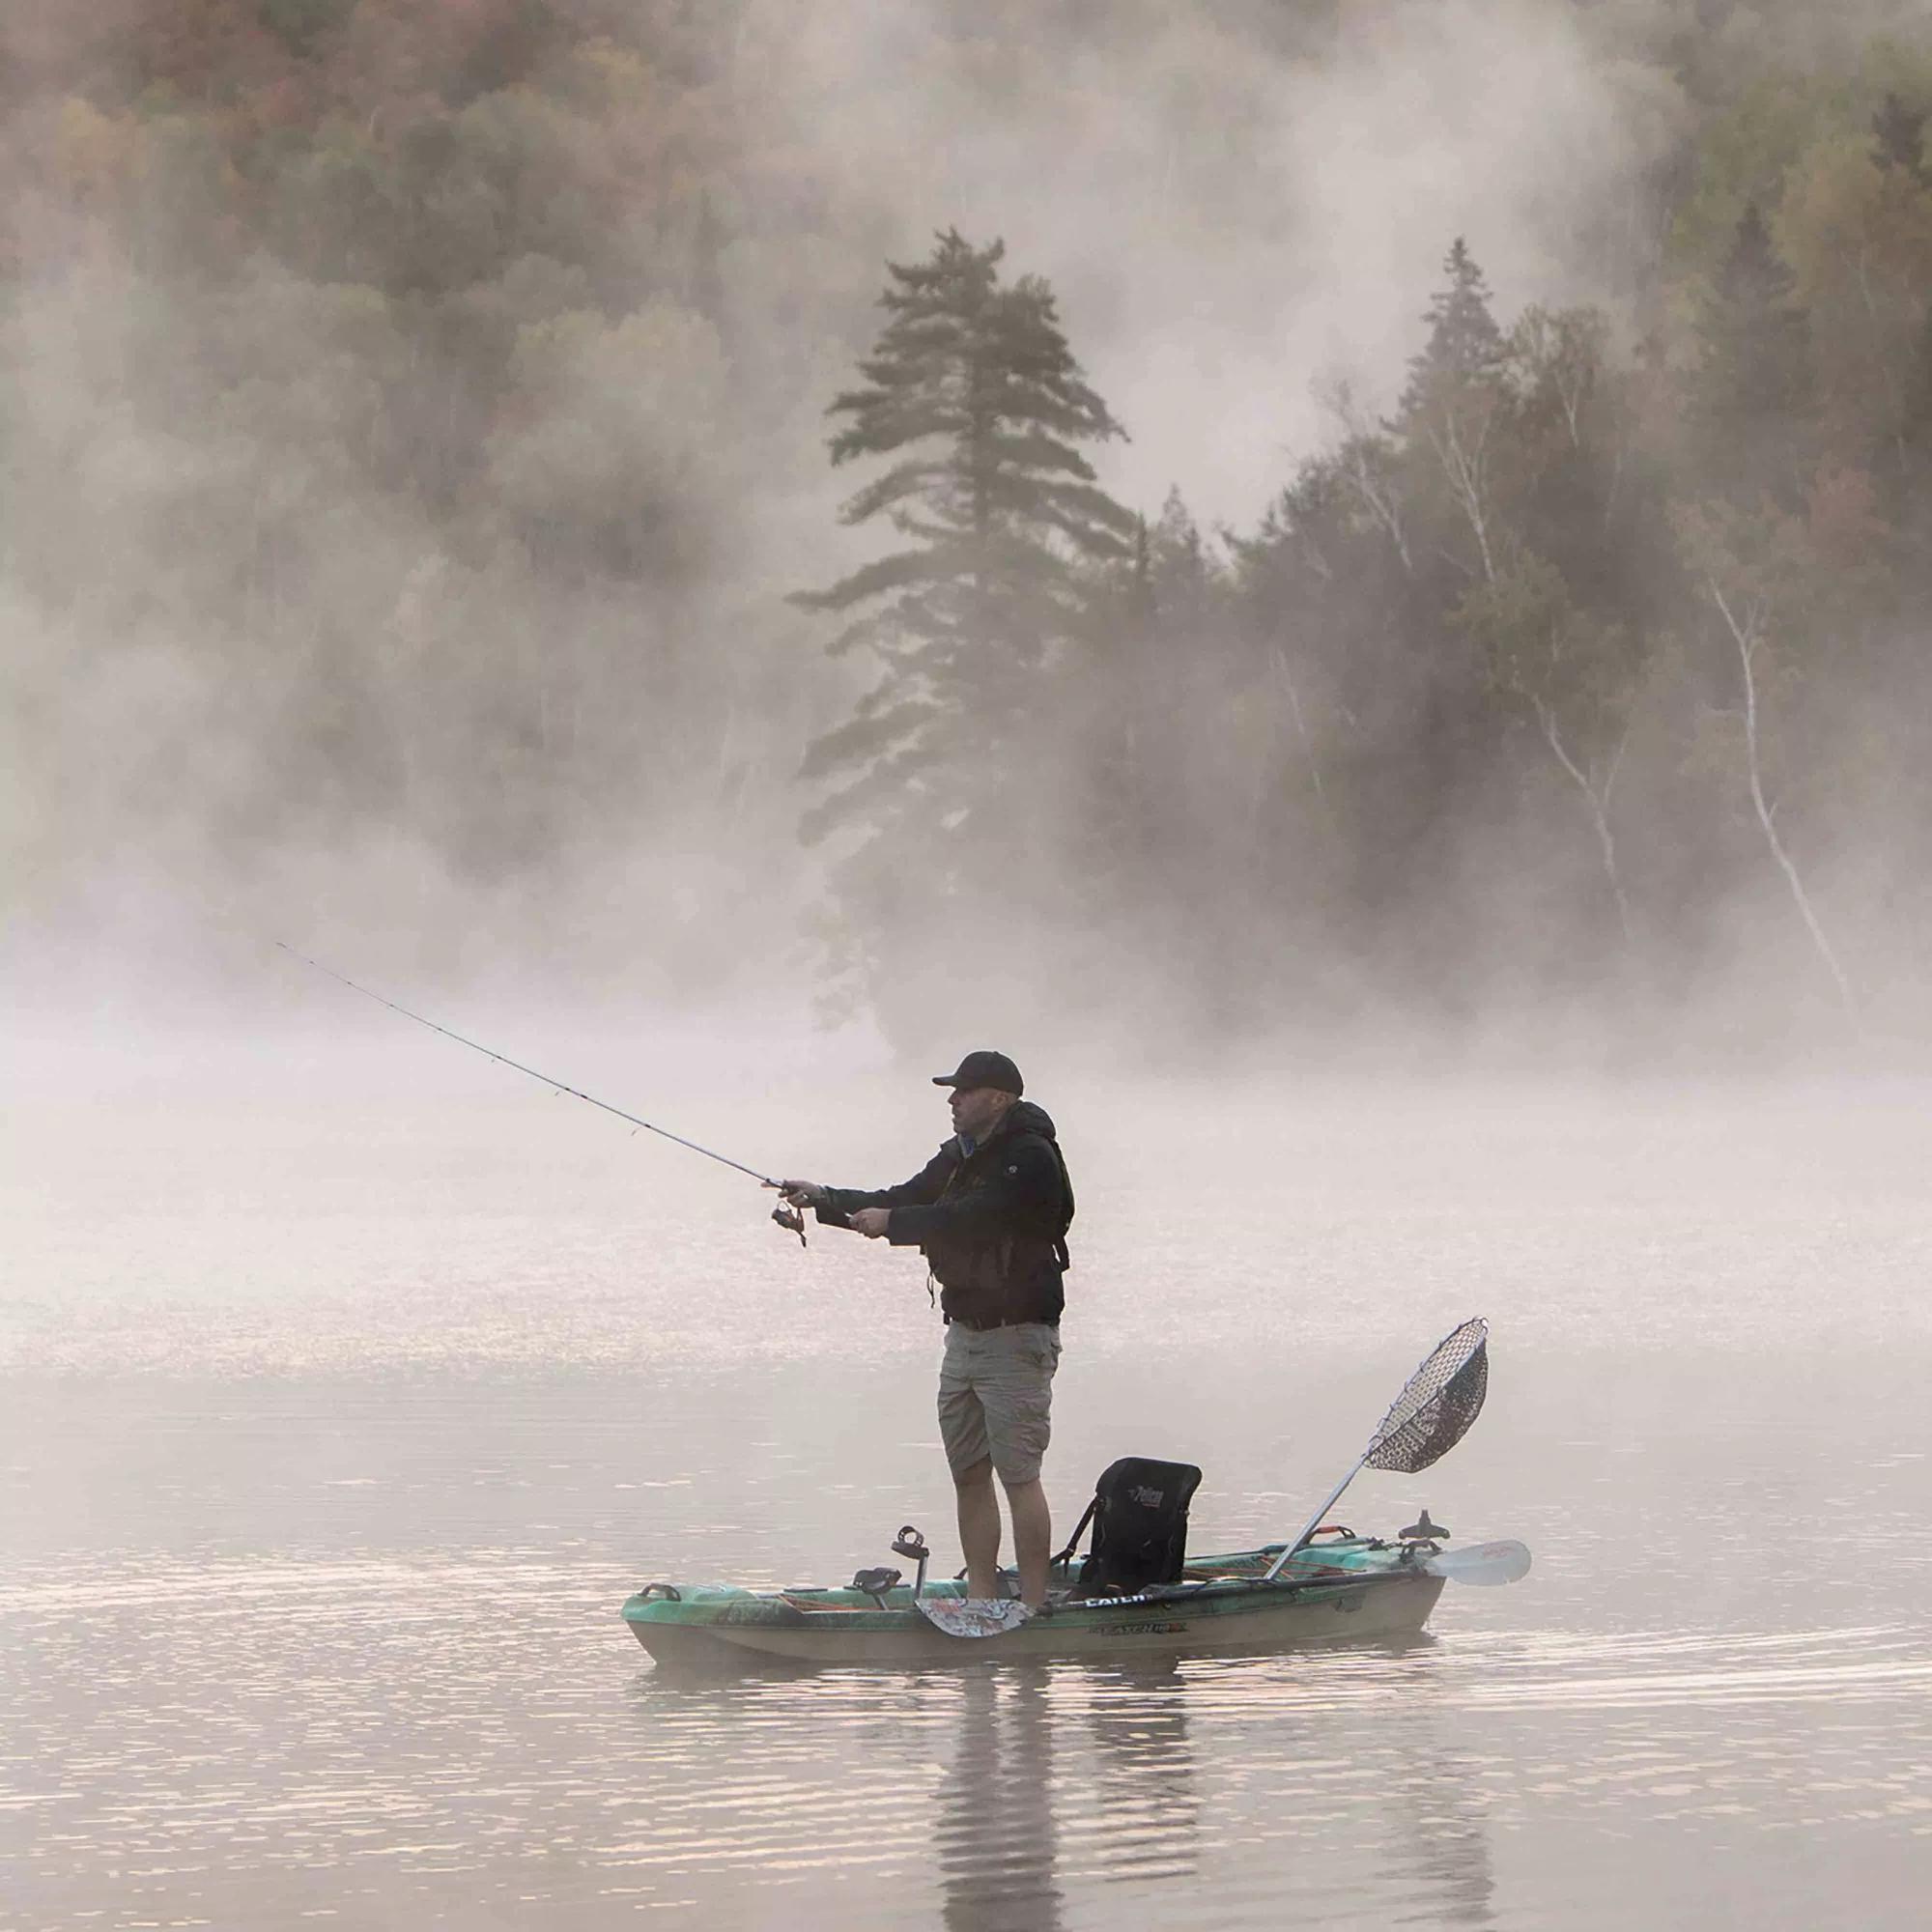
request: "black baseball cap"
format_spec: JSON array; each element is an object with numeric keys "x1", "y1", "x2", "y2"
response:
[{"x1": 932, "y1": 1050, "x2": 1024, "y2": 1095}]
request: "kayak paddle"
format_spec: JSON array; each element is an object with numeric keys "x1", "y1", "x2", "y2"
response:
[{"x1": 1421, "y1": 1539, "x2": 1532, "y2": 1586}]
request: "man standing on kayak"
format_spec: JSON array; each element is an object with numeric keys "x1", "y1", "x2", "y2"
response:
[{"x1": 779, "y1": 1051, "x2": 1074, "y2": 1611}]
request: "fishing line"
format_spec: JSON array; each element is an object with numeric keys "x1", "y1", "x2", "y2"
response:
[{"x1": 276, "y1": 941, "x2": 783, "y2": 1189}]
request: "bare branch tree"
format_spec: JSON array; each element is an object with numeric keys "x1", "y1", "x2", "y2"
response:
[
  {"x1": 1531, "y1": 692, "x2": 1633, "y2": 944},
  {"x1": 1426, "y1": 397, "x2": 1501, "y2": 584},
  {"x1": 1314, "y1": 375, "x2": 1412, "y2": 573},
  {"x1": 1458, "y1": 553, "x2": 1636, "y2": 945},
  {"x1": 1702, "y1": 575, "x2": 1860, "y2": 1023}
]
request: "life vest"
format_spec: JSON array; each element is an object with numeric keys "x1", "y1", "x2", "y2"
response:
[{"x1": 924, "y1": 1103, "x2": 1074, "y2": 1327}]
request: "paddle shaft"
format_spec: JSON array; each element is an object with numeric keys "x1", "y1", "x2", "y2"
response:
[{"x1": 277, "y1": 943, "x2": 780, "y2": 1185}]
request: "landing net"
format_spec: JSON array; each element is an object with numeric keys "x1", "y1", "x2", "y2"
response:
[{"x1": 1364, "y1": 1317, "x2": 1489, "y2": 1475}]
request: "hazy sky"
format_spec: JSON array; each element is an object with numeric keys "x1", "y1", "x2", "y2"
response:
[{"x1": 752, "y1": 1, "x2": 1686, "y2": 529}]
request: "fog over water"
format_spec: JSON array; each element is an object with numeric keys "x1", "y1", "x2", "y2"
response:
[{"x1": 7, "y1": 3, "x2": 1932, "y2": 1928}]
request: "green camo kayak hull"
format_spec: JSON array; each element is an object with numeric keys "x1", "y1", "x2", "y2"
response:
[{"x1": 622, "y1": 1538, "x2": 1450, "y2": 1667}]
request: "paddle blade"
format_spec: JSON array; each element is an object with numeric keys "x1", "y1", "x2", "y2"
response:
[
  {"x1": 916, "y1": 1597, "x2": 1035, "y2": 1639},
  {"x1": 1365, "y1": 1318, "x2": 1489, "y2": 1474},
  {"x1": 1422, "y1": 1539, "x2": 1531, "y2": 1586}
]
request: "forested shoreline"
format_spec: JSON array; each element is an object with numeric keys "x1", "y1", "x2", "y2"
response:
[{"x1": 6, "y1": 4, "x2": 1932, "y2": 1049}]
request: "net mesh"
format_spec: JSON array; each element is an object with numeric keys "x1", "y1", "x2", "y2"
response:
[{"x1": 1364, "y1": 1318, "x2": 1489, "y2": 1475}]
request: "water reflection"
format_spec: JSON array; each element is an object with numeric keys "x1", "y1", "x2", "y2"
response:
[
  {"x1": 1076, "y1": 1660, "x2": 1200, "y2": 1885},
  {"x1": 6, "y1": 1524, "x2": 1929, "y2": 1930},
  {"x1": 625, "y1": 1652, "x2": 1212, "y2": 1927},
  {"x1": 10, "y1": 1342, "x2": 1932, "y2": 1930},
  {"x1": 1377, "y1": 1654, "x2": 1496, "y2": 1929},
  {"x1": 923, "y1": 1645, "x2": 1497, "y2": 1929},
  {"x1": 936, "y1": 1667, "x2": 1064, "y2": 1932}
]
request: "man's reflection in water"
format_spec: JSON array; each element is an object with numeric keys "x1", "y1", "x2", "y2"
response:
[
  {"x1": 935, "y1": 1665, "x2": 1064, "y2": 1932},
  {"x1": 934, "y1": 1659, "x2": 1207, "y2": 1929}
]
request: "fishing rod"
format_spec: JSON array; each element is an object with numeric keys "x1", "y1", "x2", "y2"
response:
[{"x1": 276, "y1": 942, "x2": 809, "y2": 1243}]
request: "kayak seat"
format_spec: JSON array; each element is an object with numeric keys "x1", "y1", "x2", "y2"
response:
[{"x1": 1056, "y1": 1457, "x2": 1203, "y2": 1599}]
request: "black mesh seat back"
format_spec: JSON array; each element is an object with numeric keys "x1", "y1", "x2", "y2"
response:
[{"x1": 1074, "y1": 1458, "x2": 1203, "y2": 1597}]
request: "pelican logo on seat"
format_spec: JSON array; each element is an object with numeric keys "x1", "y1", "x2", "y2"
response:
[{"x1": 1129, "y1": 1485, "x2": 1164, "y2": 1508}]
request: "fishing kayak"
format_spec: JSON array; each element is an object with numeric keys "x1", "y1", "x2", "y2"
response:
[
  {"x1": 625, "y1": 1319, "x2": 1525, "y2": 1668},
  {"x1": 622, "y1": 1531, "x2": 1526, "y2": 1667}
]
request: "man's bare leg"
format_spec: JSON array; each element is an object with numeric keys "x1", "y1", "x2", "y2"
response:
[
  {"x1": 953, "y1": 1457, "x2": 1002, "y2": 1599},
  {"x1": 1003, "y1": 1476, "x2": 1052, "y2": 1608}
]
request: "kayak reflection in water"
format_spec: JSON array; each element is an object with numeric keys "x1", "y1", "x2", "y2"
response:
[{"x1": 778, "y1": 1050, "x2": 1076, "y2": 1609}]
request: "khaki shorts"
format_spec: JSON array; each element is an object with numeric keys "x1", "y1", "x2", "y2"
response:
[{"x1": 937, "y1": 1321, "x2": 1062, "y2": 1485}]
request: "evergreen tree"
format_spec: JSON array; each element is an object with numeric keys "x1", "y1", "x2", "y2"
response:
[
  {"x1": 1391, "y1": 238, "x2": 1515, "y2": 589},
  {"x1": 1690, "y1": 201, "x2": 1817, "y2": 503},
  {"x1": 1382, "y1": 235, "x2": 1520, "y2": 812},
  {"x1": 1147, "y1": 485, "x2": 1212, "y2": 623},
  {"x1": 793, "y1": 230, "x2": 1134, "y2": 1009},
  {"x1": 1399, "y1": 237, "x2": 1507, "y2": 414}
]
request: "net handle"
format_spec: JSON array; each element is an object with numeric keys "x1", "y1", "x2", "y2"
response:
[
  {"x1": 1261, "y1": 1318, "x2": 1487, "y2": 1584},
  {"x1": 1261, "y1": 1454, "x2": 1371, "y2": 1584}
]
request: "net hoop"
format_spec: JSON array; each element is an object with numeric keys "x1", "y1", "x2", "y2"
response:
[{"x1": 1363, "y1": 1316, "x2": 1489, "y2": 1475}]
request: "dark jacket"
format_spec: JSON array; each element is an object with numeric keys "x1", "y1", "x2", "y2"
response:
[{"x1": 816, "y1": 1099, "x2": 1074, "y2": 1328}]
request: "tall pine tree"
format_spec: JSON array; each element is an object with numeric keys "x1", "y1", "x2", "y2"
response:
[
  {"x1": 1398, "y1": 236, "x2": 1507, "y2": 414},
  {"x1": 1390, "y1": 239, "x2": 1516, "y2": 588},
  {"x1": 793, "y1": 230, "x2": 1134, "y2": 1009}
]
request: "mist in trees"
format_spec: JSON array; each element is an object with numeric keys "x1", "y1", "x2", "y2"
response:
[{"x1": 6, "y1": 2, "x2": 1932, "y2": 1055}]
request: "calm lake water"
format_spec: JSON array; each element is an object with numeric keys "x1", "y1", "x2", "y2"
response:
[{"x1": 5, "y1": 1047, "x2": 1931, "y2": 1928}]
